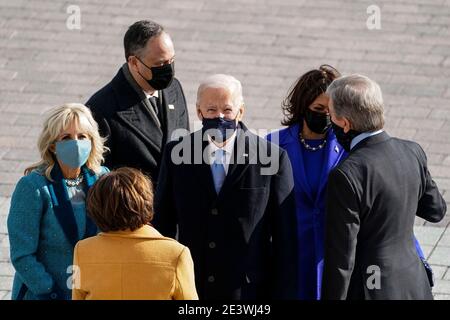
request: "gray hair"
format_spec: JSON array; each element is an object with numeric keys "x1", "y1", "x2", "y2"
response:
[
  {"x1": 196, "y1": 74, "x2": 244, "y2": 109},
  {"x1": 124, "y1": 20, "x2": 164, "y2": 60},
  {"x1": 326, "y1": 74, "x2": 385, "y2": 132}
]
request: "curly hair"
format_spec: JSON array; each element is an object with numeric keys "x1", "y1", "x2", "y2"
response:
[{"x1": 281, "y1": 64, "x2": 341, "y2": 126}]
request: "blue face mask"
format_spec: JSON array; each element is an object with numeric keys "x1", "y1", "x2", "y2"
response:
[
  {"x1": 55, "y1": 139, "x2": 92, "y2": 169},
  {"x1": 201, "y1": 113, "x2": 238, "y2": 143}
]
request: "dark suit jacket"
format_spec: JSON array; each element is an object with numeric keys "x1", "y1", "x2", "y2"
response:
[
  {"x1": 153, "y1": 123, "x2": 299, "y2": 300},
  {"x1": 322, "y1": 132, "x2": 447, "y2": 300},
  {"x1": 86, "y1": 64, "x2": 189, "y2": 182}
]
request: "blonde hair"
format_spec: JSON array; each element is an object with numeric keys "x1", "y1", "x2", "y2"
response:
[{"x1": 24, "y1": 103, "x2": 108, "y2": 180}]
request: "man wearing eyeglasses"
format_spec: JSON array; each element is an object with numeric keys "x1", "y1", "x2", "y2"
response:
[{"x1": 86, "y1": 20, "x2": 189, "y2": 182}]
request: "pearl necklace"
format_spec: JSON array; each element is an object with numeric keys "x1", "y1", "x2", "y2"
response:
[
  {"x1": 299, "y1": 132, "x2": 327, "y2": 151},
  {"x1": 65, "y1": 175, "x2": 84, "y2": 187}
]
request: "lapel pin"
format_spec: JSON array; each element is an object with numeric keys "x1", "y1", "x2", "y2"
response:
[
  {"x1": 335, "y1": 146, "x2": 339, "y2": 153},
  {"x1": 168, "y1": 104, "x2": 175, "y2": 110}
]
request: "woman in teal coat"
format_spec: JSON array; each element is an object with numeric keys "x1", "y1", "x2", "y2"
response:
[{"x1": 8, "y1": 104, "x2": 109, "y2": 300}]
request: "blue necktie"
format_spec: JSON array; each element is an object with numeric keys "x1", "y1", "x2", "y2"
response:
[{"x1": 211, "y1": 149, "x2": 226, "y2": 194}]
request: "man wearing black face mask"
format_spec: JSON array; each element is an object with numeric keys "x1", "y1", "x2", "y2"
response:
[
  {"x1": 322, "y1": 74, "x2": 446, "y2": 300},
  {"x1": 86, "y1": 20, "x2": 189, "y2": 183},
  {"x1": 153, "y1": 74, "x2": 299, "y2": 300}
]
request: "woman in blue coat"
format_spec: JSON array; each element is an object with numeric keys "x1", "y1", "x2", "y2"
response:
[
  {"x1": 7, "y1": 103, "x2": 109, "y2": 300},
  {"x1": 267, "y1": 65, "x2": 345, "y2": 299},
  {"x1": 267, "y1": 65, "x2": 432, "y2": 299}
]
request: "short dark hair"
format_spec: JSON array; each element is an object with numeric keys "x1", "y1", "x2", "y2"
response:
[
  {"x1": 123, "y1": 20, "x2": 164, "y2": 60},
  {"x1": 281, "y1": 64, "x2": 341, "y2": 126},
  {"x1": 87, "y1": 167, "x2": 154, "y2": 232}
]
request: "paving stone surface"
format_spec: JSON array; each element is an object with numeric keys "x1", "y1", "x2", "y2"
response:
[{"x1": 0, "y1": 0, "x2": 449, "y2": 299}]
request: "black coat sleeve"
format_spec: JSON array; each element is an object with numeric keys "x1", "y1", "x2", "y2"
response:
[
  {"x1": 95, "y1": 115, "x2": 114, "y2": 170},
  {"x1": 269, "y1": 149, "x2": 299, "y2": 299},
  {"x1": 416, "y1": 145, "x2": 447, "y2": 223},
  {"x1": 177, "y1": 79, "x2": 190, "y2": 131},
  {"x1": 152, "y1": 141, "x2": 178, "y2": 238},
  {"x1": 321, "y1": 168, "x2": 360, "y2": 300},
  {"x1": 86, "y1": 96, "x2": 114, "y2": 170}
]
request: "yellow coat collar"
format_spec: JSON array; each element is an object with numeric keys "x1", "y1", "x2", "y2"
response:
[{"x1": 98, "y1": 224, "x2": 165, "y2": 239}]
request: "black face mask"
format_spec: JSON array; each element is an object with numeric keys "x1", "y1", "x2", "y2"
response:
[
  {"x1": 331, "y1": 121, "x2": 361, "y2": 152},
  {"x1": 137, "y1": 58, "x2": 175, "y2": 90},
  {"x1": 201, "y1": 114, "x2": 238, "y2": 143},
  {"x1": 304, "y1": 109, "x2": 331, "y2": 134}
]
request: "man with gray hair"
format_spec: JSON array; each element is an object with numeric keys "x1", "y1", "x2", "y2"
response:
[
  {"x1": 153, "y1": 74, "x2": 299, "y2": 300},
  {"x1": 321, "y1": 74, "x2": 446, "y2": 300},
  {"x1": 86, "y1": 20, "x2": 189, "y2": 183}
]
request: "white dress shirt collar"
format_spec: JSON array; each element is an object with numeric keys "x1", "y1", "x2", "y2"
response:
[
  {"x1": 350, "y1": 129, "x2": 384, "y2": 150},
  {"x1": 207, "y1": 131, "x2": 238, "y2": 174},
  {"x1": 144, "y1": 90, "x2": 159, "y2": 99}
]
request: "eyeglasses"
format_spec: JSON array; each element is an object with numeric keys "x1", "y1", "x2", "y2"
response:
[{"x1": 136, "y1": 56, "x2": 175, "y2": 69}]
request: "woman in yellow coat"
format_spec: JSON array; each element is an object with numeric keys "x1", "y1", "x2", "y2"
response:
[{"x1": 72, "y1": 167, "x2": 198, "y2": 300}]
